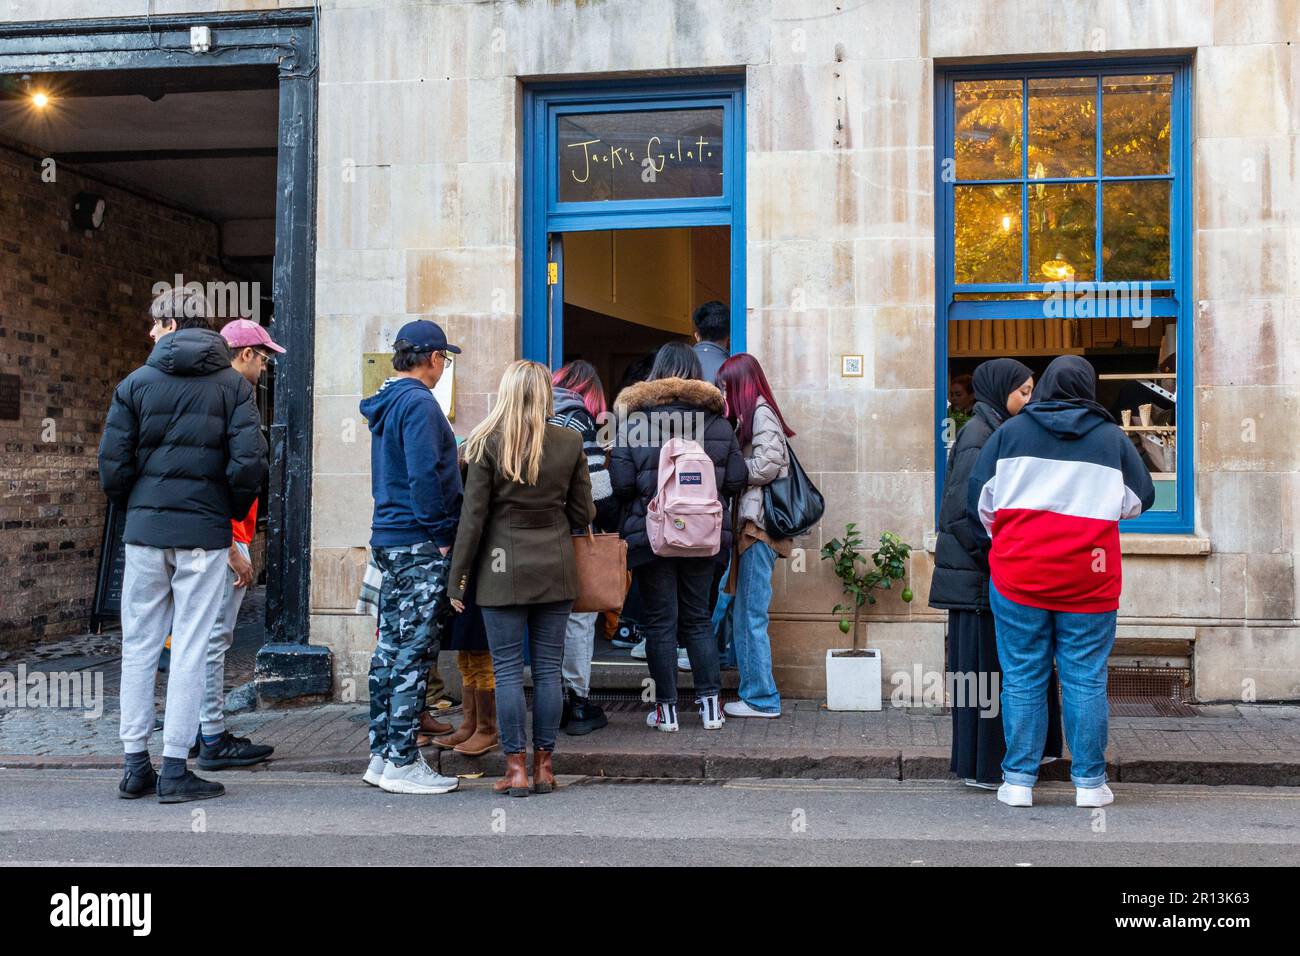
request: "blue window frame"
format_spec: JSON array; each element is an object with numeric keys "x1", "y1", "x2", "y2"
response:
[
  {"x1": 523, "y1": 77, "x2": 746, "y2": 368},
  {"x1": 934, "y1": 59, "x2": 1194, "y2": 533}
]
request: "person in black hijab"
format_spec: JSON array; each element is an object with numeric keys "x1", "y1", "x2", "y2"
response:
[
  {"x1": 930, "y1": 358, "x2": 1063, "y2": 788},
  {"x1": 1033, "y1": 354, "x2": 1116, "y2": 422}
]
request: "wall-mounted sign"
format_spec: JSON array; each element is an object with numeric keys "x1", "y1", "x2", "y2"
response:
[
  {"x1": 361, "y1": 352, "x2": 455, "y2": 422},
  {"x1": 558, "y1": 107, "x2": 724, "y2": 203}
]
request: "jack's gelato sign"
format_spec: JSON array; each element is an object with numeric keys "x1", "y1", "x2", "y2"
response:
[{"x1": 558, "y1": 107, "x2": 724, "y2": 202}]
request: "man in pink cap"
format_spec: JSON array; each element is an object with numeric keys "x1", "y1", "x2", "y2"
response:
[{"x1": 185, "y1": 319, "x2": 286, "y2": 770}]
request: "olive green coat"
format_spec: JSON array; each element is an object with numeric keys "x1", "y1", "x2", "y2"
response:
[{"x1": 448, "y1": 424, "x2": 596, "y2": 607}]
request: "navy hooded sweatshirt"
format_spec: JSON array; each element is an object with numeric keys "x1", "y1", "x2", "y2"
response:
[
  {"x1": 967, "y1": 397, "x2": 1155, "y2": 613},
  {"x1": 360, "y1": 377, "x2": 462, "y2": 548}
]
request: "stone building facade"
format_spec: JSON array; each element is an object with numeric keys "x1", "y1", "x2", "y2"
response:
[{"x1": 4, "y1": 1, "x2": 1297, "y2": 703}]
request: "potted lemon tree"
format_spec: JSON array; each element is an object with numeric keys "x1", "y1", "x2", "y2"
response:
[{"x1": 819, "y1": 526, "x2": 913, "y2": 710}]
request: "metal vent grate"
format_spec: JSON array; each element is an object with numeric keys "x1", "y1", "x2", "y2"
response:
[{"x1": 1107, "y1": 663, "x2": 1197, "y2": 717}]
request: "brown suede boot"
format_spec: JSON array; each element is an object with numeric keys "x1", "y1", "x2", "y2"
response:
[
  {"x1": 453, "y1": 688, "x2": 500, "y2": 756},
  {"x1": 493, "y1": 752, "x2": 530, "y2": 797},
  {"x1": 430, "y1": 687, "x2": 476, "y2": 749},
  {"x1": 415, "y1": 708, "x2": 453, "y2": 746},
  {"x1": 531, "y1": 749, "x2": 555, "y2": 794}
]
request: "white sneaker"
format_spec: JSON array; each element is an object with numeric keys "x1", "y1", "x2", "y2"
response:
[
  {"x1": 677, "y1": 648, "x2": 691, "y2": 671},
  {"x1": 963, "y1": 779, "x2": 999, "y2": 790},
  {"x1": 997, "y1": 782, "x2": 1033, "y2": 807},
  {"x1": 1040, "y1": 756, "x2": 1058, "y2": 765},
  {"x1": 362, "y1": 753, "x2": 385, "y2": 787},
  {"x1": 723, "y1": 700, "x2": 780, "y2": 719},
  {"x1": 630, "y1": 638, "x2": 647, "y2": 660},
  {"x1": 645, "y1": 702, "x2": 678, "y2": 732},
  {"x1": 697, "y1": 695, "x2": 725, "y2": 730},
  {"x1": 1076, "y1": 783, "x2": 1114, "y2": 807},
  {"x1": 378, "y1": 753, "x2": 460, "y2": 795}
]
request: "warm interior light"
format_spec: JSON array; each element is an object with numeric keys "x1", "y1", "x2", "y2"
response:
[
  {"x1": 31, "y1": 91, "x2": 49, "y2": 108},
  {"x1": 1040, "y1": 258, "x2": 1075, "y2": 281},
  {"x1": 1000, "y1": 214, "x2": 1012, "y2": 232}
]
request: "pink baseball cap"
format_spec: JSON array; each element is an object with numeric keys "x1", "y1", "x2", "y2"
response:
[{"x1": 220, "y1": 319, "x2": 285, "y2": 354}]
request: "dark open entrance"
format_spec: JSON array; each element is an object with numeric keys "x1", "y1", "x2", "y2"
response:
[{"x1": 0, "y1": 12, "x2": 326, "y2": 699}]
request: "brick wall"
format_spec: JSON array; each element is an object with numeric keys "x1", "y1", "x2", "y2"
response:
[{"x1": 0, "y1": 138, "x2": 239, "y2": 647}]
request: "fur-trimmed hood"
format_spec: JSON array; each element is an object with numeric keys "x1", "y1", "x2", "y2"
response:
[{"x1": 615, "y1": 376, "x2": 725, "y2": 416}]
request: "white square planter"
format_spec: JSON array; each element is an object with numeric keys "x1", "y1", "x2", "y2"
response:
[{"x1": 825, "y1": 648, "x2": 882, "y2": 711}]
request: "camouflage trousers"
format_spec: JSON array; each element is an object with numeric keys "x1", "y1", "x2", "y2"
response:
[{"x1": 369, "y1": 542, "x2": 451, "y2": 766}]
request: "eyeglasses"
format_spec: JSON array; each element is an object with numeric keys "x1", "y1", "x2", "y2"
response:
[
  {"x1": 437, "y1": 351, "x2": 453, "y2": 367},
  {"x1": 254, "y1": 349, "x2": 277, "y2": 367}
]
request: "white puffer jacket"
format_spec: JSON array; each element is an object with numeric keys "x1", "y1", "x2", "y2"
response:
[{"x1": 736, "y1": 398, "x2": 789, "y2": 533}]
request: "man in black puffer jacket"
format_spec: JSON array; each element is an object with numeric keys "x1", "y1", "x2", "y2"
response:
[
  {"x1": 98, "y1": 287, "x2": 267, "y2": 804},
  {"x1": 609, "y1": 343, "x2": 745, "y2": 732}
]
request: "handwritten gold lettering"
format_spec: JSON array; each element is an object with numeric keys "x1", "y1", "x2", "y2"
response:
[{"x1": 567, "y1": 139, "x2": 599, "y2": 183}]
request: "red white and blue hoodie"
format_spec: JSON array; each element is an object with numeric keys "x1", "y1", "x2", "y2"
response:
[{"x1": 966, "y1": 401, "x2": 1155, "y2": 613}]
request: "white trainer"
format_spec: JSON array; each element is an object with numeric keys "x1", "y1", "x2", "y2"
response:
[
  {"x1": 697, "y1": 695, "x2": 725, "y2": 729},
  {"x1": 963, "y1": 779, "x2": 999, "y2": 790},
  {"x1": 997, "y1": 782, "x2": 1033, "y2": 807},
  {"x1": 362, "y1": 753, "x2": 386, "y2": 787},
  {"x1": 1076, "y1": 783, "x2": 1114, "y2": 808},
  {"x1": 677, "y1": 648, "x2": 691, "y2": 672},
  {"x1": 645, "y1": 702, "x2": 679, "y2": 732},
  {"x1": 378, "y1": 753, "x2": 460, "y2": 795},
  {"x1": 723, "y1": 700, "x2": 780, "y2": 719},
  {"x1": 630, "y1": 638, "x2": 647, "y2": 660}
]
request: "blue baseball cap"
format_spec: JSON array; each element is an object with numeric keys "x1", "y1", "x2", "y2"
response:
[{"x1": 393, "y1": 319, "x2": 461, "y2": 355}]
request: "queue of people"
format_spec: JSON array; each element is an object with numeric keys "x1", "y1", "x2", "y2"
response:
[{"x1": 99, "y1": 288, "x2": 1151, "y2": 806}]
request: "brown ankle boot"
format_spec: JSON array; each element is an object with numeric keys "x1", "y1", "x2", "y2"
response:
[
  {"x1": 453, "y1": 688, "x2": 500, "y2": 756},
  {"x1": 531, "y1": 749, "x2": 555, "y2": 794},
  {"x1": 493, "y1": 752, "x2": 530, "y2": 797},
  {"x1": 430, "y1": 689, "x2": 476, "y2": 749},
  {"x1": 416, "y1": 708, "x2": 453, "y2": 742}
]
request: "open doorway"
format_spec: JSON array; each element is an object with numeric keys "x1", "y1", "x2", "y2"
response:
[
  {"x1": 555, "y1": 225, "x2": 730, "y2": 402},
  {"x1": 0, "y1": 60, "x2": 295, "y2": 706}
]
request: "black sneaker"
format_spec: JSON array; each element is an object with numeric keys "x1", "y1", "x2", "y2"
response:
[
  {"x1": 157, "y1": 770, "x2": 225, "y2": 804},
  {"x1": 188, "y1": 731, "x2": 201, "y2": 760},
  {"x1": 564, "y1": 696, "x2": 609, "y2": 736},
  {"x1": 118, "y1": 765, "x2": 158, "y2": 800},
  {"x1": 196, "y1": 731, "x2": 274, "y2": 771},
  {"x1": 610, "y1": 621, "x2": 642, "y2": 649},
  {"x1": 560, "y1": 692, "x2": 573, "y2": 730}
]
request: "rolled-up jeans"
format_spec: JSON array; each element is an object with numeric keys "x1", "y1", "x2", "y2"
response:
[
  {"x1": 482, "y1": 600, "x2": 572, "y2": 753},
  {"x1": 990, "y1": 582, "x2": 1116, "y2": 789}
]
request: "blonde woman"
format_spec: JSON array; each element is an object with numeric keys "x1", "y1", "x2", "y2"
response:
[{"x1": 448, "y1": 361, "x2": 596, "y2": 797}]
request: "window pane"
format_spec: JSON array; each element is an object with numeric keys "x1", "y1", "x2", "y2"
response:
[
  {"x1": 955, "y1": 184, "x2": 1022, "y2": 283},
  {"x1": 1028, "y1": 76, "x2": 1096, "y2": 178},
  {"x1": 1102, "y1": 74, "x2": 1172, "y2": 176},
  {"x1": 557, "y1": 108, "x2": 724, "y2": 202},
  {"x1": 1102, "y1": 181, "x2": 1171, "y2": 280},
  {"x1": 1029, "y1": 182, "x2": 1096, "y2": 282},
  {"x1": 947, "y1": 317, "x2": 1179, "y2": 510},
  {"x1": 953, "y1": 79, "x2": 1022, "y2": 180}
]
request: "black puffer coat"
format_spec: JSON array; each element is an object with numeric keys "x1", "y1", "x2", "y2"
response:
[
  {"x1": 928, "y1": 401, "x2": 999, "y2": 611},
  {"x1": 98, "y1": 328, "x2": 267, "y2": 551},
  {"x1": 609, "y1": 377, "x2": 746, "y2": 568}
]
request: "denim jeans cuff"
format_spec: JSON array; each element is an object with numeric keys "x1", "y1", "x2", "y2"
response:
[
  {"x1": 1072, "y1": 772, "x2": 1108, "y2": 789},
  {"x1": 1002, "y1": 770, "x2": 1038, "y2": 787}
]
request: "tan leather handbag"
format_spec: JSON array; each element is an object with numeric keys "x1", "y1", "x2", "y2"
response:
[{"x1": 571, "y1": 527, "x2": 628, "y2": 613}]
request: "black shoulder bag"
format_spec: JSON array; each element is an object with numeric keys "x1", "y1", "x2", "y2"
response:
[{"x1": 762, "y1": 440, "x2": 825, "y2": 539}]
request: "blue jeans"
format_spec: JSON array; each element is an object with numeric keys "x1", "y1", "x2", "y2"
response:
[
  {"x1": 731, "y1": 541, "x2": 781, "y2": 714},
  {"x1": 481, "y1": 600, "x2": 572, "y2": 754},
  {"x1": 990, "y1": 583, "x2": 1116, "y2": 789}
]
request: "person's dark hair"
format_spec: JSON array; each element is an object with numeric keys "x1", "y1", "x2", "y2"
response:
[
  {"x1": 952, "y1": 374, "x2": 973, "y2": 394},
  {"x1": 691, "y1": 300, "x2": 729, "y2": 344},
  {"x1": 649, "y1": 340, "x2": 703, "y2": 382},
  {"x1": 619, "y1": 353, "x2": 656, "y2": 392},
  {"x1": 392, "y1": 342, "x2": 433, "y2": 372},
  {"x1": 149, "y1": 286, "x2": 212, "y2": 332}
]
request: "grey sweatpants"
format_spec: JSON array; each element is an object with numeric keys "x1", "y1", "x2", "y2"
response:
[
  {"x1": 201, "y1": 541, "x2": 250, "y2": 736},
  {"x1": 119, "y1": 544, "x2": 228, "y2": 760},
  {"x1": 562, "y1": 611, "x2": 599, "y2": 698}
]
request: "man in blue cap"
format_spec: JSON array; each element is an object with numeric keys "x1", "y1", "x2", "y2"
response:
[{"x1": 359, "y1": 320, "x2": 464, "y2": 794}]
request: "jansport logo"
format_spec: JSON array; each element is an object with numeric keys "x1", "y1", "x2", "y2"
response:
[{"x1": 49, "y1": 886, "x2": 151, "y2": 936}]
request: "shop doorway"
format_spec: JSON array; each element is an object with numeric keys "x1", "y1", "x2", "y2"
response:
[{"x1": 552, "y1": 225, "x2": 730, "y2": 404}]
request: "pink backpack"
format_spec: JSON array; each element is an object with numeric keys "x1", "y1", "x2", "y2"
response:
[{"x1": 646, "y1": 436, "x2": 722, "y2": 557}]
